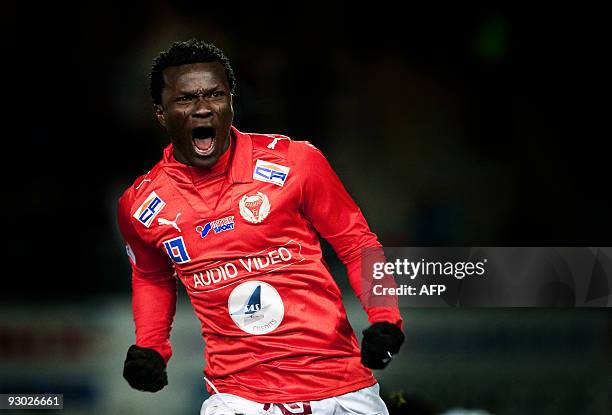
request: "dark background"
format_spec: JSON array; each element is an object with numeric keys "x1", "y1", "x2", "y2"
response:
[
  {"x1": 7, "y1": 4, "x2": 610, "y2": 297},
  {"x1": 3, "y1": 4, "x2": 610, "y2": 415}
]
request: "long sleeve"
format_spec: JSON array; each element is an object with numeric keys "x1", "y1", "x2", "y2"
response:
[
  {"x1": 117, "y1": 194, "x2": 177, "y2": 364},
  {"x1": 297, "y1": 143, "x2": 402, "y2": 328}
]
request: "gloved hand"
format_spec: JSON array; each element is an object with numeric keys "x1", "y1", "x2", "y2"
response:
[
  {"x1": 361, "y1": 322, "x2": 405, "y2": 369},
  {"x1": 123, "y1": 344, "x2": 168, "y2": 392}
]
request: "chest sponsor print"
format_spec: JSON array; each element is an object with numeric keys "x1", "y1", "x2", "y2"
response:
[
  {"x1": 196, "y1": 215, "x2": 235, "y2": 239},
  {"x1": 253, "y1": 159, "x2": 290, "y2": 187},
  {"x1": 183, "y1": 240, "x2": 304, "y2": 292},
  {"x1": 228, "y1": 280, "x2": 284, "y2": 335}
]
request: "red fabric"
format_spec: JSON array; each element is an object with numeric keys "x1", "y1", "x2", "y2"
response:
[{"x1": 117, "y1": 127, "x2": 402, "y2": 402}]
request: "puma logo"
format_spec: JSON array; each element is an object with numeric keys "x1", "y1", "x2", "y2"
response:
[
  {"x1": 158, "y1": 212, "x2": 182, "y2": 232},
  {"x1": 136, "y1": 178, "x2": 152, "y2": 189},
  {"x1": 267, "y1": 136, "x2": 289, "y2": 149}
]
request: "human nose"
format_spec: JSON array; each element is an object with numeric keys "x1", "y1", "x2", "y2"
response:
[{"x1": 192, "y1": 97, "x2": 213, "y2": 118}]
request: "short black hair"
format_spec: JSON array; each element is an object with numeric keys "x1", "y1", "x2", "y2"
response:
[{"x1": 149, "y1": 39, "x2": 236, "y2": 105}]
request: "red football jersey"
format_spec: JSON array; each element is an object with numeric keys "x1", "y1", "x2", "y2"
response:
[{"x1": 117, "y1": 127, "x2": 402, "y2": 402}]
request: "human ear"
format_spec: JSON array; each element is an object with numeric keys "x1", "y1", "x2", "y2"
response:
[{"x1": 154, "y1": 104, "x2": 166, "y2": 127}]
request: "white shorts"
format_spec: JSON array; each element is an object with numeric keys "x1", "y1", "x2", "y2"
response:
[{"x1": 200, "y1": 383, "x2": 389, "y2": 415}]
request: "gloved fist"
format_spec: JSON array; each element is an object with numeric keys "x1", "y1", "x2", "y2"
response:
[
  {"x1": 361, "y1": 322, "x2": 405, "y2": 369},
  {"x1": 123, "y1": 344, "x2": 168, "y2": 392}
]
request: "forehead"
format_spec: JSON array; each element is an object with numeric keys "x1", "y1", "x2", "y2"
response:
[{"x1": 162, "y1": 62, "x2": 228, "y2": 91}]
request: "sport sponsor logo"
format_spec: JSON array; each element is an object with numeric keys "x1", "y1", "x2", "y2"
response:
[
  {"x1": 196, "y1": 216, "x2": 235, "y2": 239},
  {"x1": 133, "y1": 191, "x2": 166, "y2": 227},
  {"x1": 182, "y1": 240, "x2": 304, "y2": 292},
  {"x1": 253, "y1": 159, "x2": 290, "y2": 187}
]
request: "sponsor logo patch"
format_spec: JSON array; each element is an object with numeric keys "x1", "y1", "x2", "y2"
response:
[
  {"x1": 133, "y1": 191, "x2": 166, "y2": 227},
  {"x1": 253, "y1": 160, "x2": 290, "y2": 187},
  {"x1": 228, "y1": 281, "x2": 284, "y2": 335},
  {"x1": 163, "y1": 236, "x2": 191, "y2": 264},
  {"x1": 196, "y1": 216, "x2": 235, "y2": 239}
]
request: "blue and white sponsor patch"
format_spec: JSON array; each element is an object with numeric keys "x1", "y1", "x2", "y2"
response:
[
  {"x1": 133, "y1": 191, "x2": 166, "y2": 227},
  {"x1": 197, "y1": 216, "x2": 235, "y2": 239},
  {"x1": 253, "y1": 160, "x2": 290, "y2": 187},
  {"x1": 163, "y1": 236, "x2": 191, "y2": 264}
]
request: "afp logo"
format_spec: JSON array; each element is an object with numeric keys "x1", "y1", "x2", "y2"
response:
[
  {"x1": 133, "y1": 191, "x2": 166, "y2": 227},
  {"x1": 253, "y1": 160, "x2": 290, "y2": 187}
]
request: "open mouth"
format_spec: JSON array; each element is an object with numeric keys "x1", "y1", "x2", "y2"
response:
[{"x1": 192, "y1": 126, "x2": 216, "y2": 156}]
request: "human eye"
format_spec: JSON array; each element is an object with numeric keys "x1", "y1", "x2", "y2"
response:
[
  {"x1": 176, "y1": 95, "x2": 194, "y2": 103},
  {"x1": 208, "y1": 90, "x2": 226, "y2": 100}
]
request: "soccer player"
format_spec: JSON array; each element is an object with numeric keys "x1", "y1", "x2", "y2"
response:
[{"x1": 117, "y1": 39, "x2": 405, "y2": 415}]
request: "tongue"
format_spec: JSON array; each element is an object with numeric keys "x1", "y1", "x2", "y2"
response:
[{"x1": 194, "y1": 137, "x2": 213, "y2": 151}]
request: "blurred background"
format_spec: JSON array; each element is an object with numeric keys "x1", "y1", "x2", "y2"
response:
[{"x1": 3, "y1": 3, "x2": 611, "y2": 414}]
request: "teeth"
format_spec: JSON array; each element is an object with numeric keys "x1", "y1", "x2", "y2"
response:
[
  {"x1": 193, "y1": 138, "x2": 215, "y2": 156},
  {"x1": 194, "y1": 137, "x2": 213, "y2": 149},
  {"x1": 192, "y1": 126, "x2": 215, "y2": 156}
]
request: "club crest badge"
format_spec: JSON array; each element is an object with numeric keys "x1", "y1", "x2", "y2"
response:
[{"x1": 239, "y1": 192, "x2": 271, "y2": 224}]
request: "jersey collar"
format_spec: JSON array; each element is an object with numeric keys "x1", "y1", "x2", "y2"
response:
[
  {"x1": 228, "y1": 126, "x2": 253, "y2": 184},
  {"x1": 161, "y1": 125, "x2": 253, "y2": 184}
]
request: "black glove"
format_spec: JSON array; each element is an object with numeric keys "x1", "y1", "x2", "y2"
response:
[
  {"x1": 361, "y1": 322, "x2": 405, "y2": 369},
  {"x1": 123, "y1": 344, "x2": 168, "y2": 392}
]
